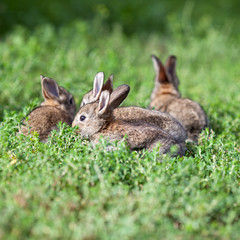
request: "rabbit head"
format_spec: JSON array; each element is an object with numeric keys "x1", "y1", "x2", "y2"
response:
[
  {"x1": 80, "y1": 72, "x2": 113, "y2": 107},
  {"x1": 151, "y1": 55, "x2": 181, "y2": 102},
  {"x1": 40, "y1": 75, "x2": 76, "y2": 120},
  {"x1": 72, "y1": 84, "x2": 130, "y2": 138}
]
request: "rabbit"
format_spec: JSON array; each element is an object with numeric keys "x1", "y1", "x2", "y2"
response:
[
  {"x1": 18, "y1": 75, "x2": 76, "y2": 142},
  {"x1": 73, "y1": 85, "x2": 185, "y2": 157},
  {"x1": 149, "y1": 54, "x2": 209, "y2": 143},
  {"x1": 80, "y1": 72, "x2": 187, "y2": 148}
]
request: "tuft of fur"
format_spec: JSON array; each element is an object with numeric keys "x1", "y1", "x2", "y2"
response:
[
  {"x1": 18, "y1": 75, "x2": 76, "y2": 142},
  {"x1": 73, "y1": 86, "x2": 185, "y2": 157},
  {"x1": 149, "y1": 55, "x2": 209, "y2": 143}
]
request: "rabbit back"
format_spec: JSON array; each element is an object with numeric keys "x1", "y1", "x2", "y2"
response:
[
  {"x1": 19, "y1": 106, "x2": 72, "y2": 142},
  {"x1": 165, "y1": 98, "x2": 208, "y2": 142},
  {"x1": 113, "y1": 106, "x2": 187, "y2": 144}
]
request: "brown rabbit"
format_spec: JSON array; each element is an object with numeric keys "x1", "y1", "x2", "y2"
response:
[
  {"x1": 80, "y1": 73, "x2": 187, "y2": 148},
  {"x1": 73, "y1": 86, "x2": 185, "y2": 156},
  {"x1": 18, "y1": 75, "x2": 76, "y2": 142},
  {"x1": 149, "y1": 55, "x2": 209, "y2": 143}
]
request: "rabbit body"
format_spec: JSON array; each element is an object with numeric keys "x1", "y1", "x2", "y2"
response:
[
  {"x1": 19, "y1": 75, "x2": 76, "y2": 142},
  {"x1": 150, "y1": 55, "x2": 208, "y2": 143},
  {"x1": 113, "y1": 107, "x2": 186, "y2": 144},
  {"x1": 73, "y1": 86, "x2": 185, "y2": 156},
  {"x1": 92, "y1": 118, "x2": 178, "y2": 154},
  {"x1": 80, "y1": 72, "x2": 187, "y2": 146},
  {"x1": 20, "y1": 106, "x2": 72, "y2": 141}
]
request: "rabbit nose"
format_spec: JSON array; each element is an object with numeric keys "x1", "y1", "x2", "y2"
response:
[{"x1": 72, "y1": 120, "x2": 77, "y2": 127}]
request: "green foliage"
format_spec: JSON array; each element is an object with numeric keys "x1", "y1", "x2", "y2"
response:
[
  {"x1": 0, "y1": 16, "x2": 240, "y2": 239},
  {"x1": 1, "y1": 0, "x2": 240, "y2": 36}
]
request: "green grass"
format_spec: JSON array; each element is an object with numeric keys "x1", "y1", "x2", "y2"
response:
[{"x1": 0, "y1": 19, "x2": 240, "y2": 239}]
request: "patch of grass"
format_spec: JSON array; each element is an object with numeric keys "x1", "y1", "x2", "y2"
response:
[{"x1": 0, "y1": 19, "x2": 239, "y2": 239}]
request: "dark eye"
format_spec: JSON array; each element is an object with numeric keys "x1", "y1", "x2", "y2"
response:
[
  {"x1": 80, "y1": 115, "x2": 86, "y2": 121},
  {"x1": 190, "y1": 127, "x2": 195, "y2": 133},
  {"x1": 69, "y1": 98, "x2": 73, "y2": 105}
]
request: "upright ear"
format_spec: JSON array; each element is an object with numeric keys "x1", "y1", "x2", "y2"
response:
[
  {"x1": 109, "y1": 84, "x2": 130, "y2": 110},
  {"x1": 165, "y1": 55, "x2": 179, "y2": 86},
  {"x1": 98, "y1": 90, "x2": 110, "y2": 116},
  {"x1": 41, "y1": 75, "x2": 60, "y2": 101},
  {"x1": 102, "y1": 74, "x2": 113, "y2": 94},
  {"x1": 93, "y1": 72, "x2": 104, "y2": 101},
  {"x1": 151, "y1": 55, "x2": 170, "y2": 84}
]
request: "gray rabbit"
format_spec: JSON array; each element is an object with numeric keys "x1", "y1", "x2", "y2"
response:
[
  {"x1": 150, "y1": 55, "x2": 209, "y2": 143},
  {"x1": 18, "y1": 75, "x2": 76, "y2": 142}
]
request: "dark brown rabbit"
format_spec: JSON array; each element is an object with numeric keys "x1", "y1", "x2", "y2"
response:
[
  {"x1": 149, "y1": 55, "x2": 209, "y2": 143},
  {"x1": 73, "y1": 85, "x2": 185, "y2": 156},
  {"x1": 18, "y1": 75, "x2": 76, "y2": 142},
  {"x1": 80, "y1": 73, "x2": 187, "y2": 148}
]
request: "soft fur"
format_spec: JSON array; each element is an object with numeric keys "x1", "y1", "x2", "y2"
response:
[
  {"x1": 73, "y1": 85, "x2": 185, "y2": 156},
  {"x1": 80, "y1": 72, "x2": 187, "y2": 149},
  {"x1": 18, "y1": 75, "x2": 76, "y2": 142},
  {"x1": 149, "y1": 55, "x2": 209, "y2": 143}
]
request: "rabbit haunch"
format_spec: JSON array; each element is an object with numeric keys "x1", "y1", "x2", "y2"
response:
[
  {"x1": 149, "y1": 55, "x2": 208, "y2": 143},
  {"x1": 18, "y1": 75, "x2": 76, "y2": 142},
  {"x1": 73, "y1": 85, "x2": 185, "y2": 156}
]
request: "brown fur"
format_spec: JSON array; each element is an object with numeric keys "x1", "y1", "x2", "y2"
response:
[
  {"x1": 73, "y1": 86, "x2": 185, "y2": 157},
  {"x1": 18, "y1": 75, "x2": 76, "y2": 142},
  {"x1": 150, "y1": 55, "x2": 209, "y2": 143},
  {"x1": 113, "y1": 107, "x2": 186, "y2": 144},
  {"x1": 80, "y1": 72, "x2": 187, "y2": 148}
]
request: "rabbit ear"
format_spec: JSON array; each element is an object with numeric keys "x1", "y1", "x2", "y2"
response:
[
  {"x1": 109, "y1": 84, "x2": 130, "y2": 110},
  {"x1": 165, "y1": 55, "x2": 177, "y2": 75},
  {"x1": 165, "y1": 55, "x2": 179, "y2": 86},
  {"x1": 102, "y1": 74, "x2": 113, "y2": 94},
  {"x1": 93, "y1": 72, "x2": 104, "y2": 100},
  {"x1": 151, "y1": 55, "x2": 170, "y2": 84},
  {"x1": 41, "y1": 75, "x2": 60, "y2": 101},
  {"x1": 98, "y1": 90, "x2": 110, "y2": 115}
]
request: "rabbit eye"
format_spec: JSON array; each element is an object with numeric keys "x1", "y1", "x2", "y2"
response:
[
  {"x1": 69, "y1": 97, "x2": 73, "y2": 105},
  {"x1": 80, "y1": 115, "x2": 86, "y2": 121},
  {"x1": 190, "y1": 127, "x2": 195, "y2": 133}
]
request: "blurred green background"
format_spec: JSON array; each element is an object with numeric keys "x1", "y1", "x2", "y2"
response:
[
  {"x1": 0, "y1": 1, "x2": 240, "y2": 239},
  {"x1": 1, "y1": 0, "x2": 239, "y2": 36}
]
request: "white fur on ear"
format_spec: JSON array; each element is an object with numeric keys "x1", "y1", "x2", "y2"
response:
[
  {"x1": 93, "y1": 72, "x2": 104, "y2": 100},
  {"x1": 41, "y1": 77, "x2": 59, "y2": 100},
  {"x1": 98, "y1": 90, "x2": 110, "y2": 115},
  {"x1": 151, "y1": 55, "x2": 160, "y2": 77}
]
